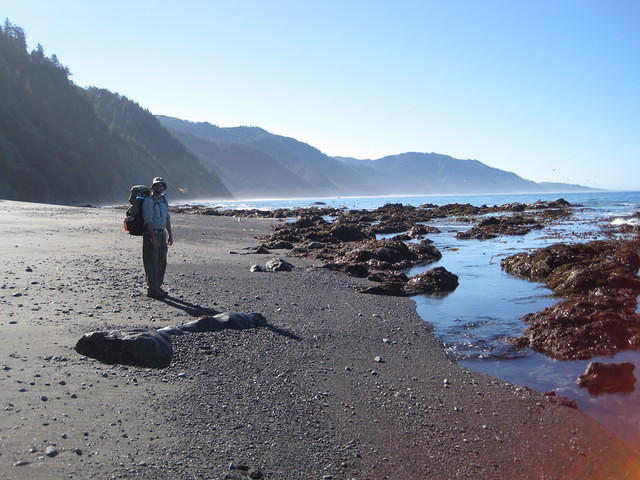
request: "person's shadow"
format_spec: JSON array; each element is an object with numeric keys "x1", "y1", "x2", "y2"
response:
[
  {"x1": 159, "y1": 295, "x2": 218, "y2": 317},
  {"x1": 159, "y1": 295, "x2": 302, "y2": 340}
]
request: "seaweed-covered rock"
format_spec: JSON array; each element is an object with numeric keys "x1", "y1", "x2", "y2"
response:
[
  {"x1": 329, "y1": 223, "x2": 370, "y2": 242},
  {"x1": 577, "y1": 362, "x2": 636, "y2": 395},
  {"x1": 456, "y1": 215, "x2": 543, "y2": 240},
  {"x1": 404, "y1": 267, "x2": 459, "y2": 295},
  {"x1": 409, "y1": 224, "x2": 441, "y2": 237},
  {"x1": 502, "y1": 240, "x2": 640, "y2": 293},
  {"x1": 371, "y1": 220, "x2": 415, "y2": 234},
  {"x1": 338, "y1": 239, "x2": 414, "y2": 266},
  {"x1": 516, "y1": 288, "x2": 640, "y2": 359},
  {"x1": 408, "y1": 240, "x2": 442, "y2": 263}
]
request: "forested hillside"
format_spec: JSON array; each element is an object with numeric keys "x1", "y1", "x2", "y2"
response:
[
  {"x1": 85, "y1": 89, "x2": 230, "y2": 200},
  {"x1": 157, "y1": 116, "x2": 381, "y2": 198},
  {"x1": 0, "y1": 21, "x2": 230, "y2": 205},
  {"x1": 159, "y1": 116, "x2": 594, "y2": 197}
]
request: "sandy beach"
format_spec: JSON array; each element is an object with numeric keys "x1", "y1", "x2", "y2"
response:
[{"x1": 1, "y1": 199, "x2": 639, "y2": 480}]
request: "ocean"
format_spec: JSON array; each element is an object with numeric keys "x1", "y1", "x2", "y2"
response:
[{"x1": 198, "y1": 190, "x2": 640, "y2": 446}]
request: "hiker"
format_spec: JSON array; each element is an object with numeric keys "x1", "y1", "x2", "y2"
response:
[{"x1": 142, "y1": 176, "x2": 173, "y2": 298}]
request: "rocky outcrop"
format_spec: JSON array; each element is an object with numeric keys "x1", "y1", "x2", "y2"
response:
[
  {"x1": 404, "y1": 267, "x2": 459, "y2": 295},
  {"x1": 244, "y1": 199, "x2": 575, "y2": 297},
  {"x1": 359, "y1": 267, "x2": 459, "y2": 297},
  {"x1": 577, "y1": 362, "x2": 636, "y2": 395},
  {"x1": 503, "y1": 240, "x2": 640, "y2": 360},
  {"x1": 456, "y1": 215, "x2": 543, "y2": 240},
  {"x1": 511, "y1": 288, "x2": 640, "y2": 359}
]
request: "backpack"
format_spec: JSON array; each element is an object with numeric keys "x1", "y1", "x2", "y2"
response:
[{"x1": 124, "y1": 185, "x2": 151, "y2": 235}]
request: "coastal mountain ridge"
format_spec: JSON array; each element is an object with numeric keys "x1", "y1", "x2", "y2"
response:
[
  {"x1": 159, "y1": 115, "x2": 595, "y2": 199},
  {"x1": 0, "y1": 20, "x2": 595, "y2": 205}
]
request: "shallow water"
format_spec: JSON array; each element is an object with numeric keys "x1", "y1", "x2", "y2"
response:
[
  {"x1": 402, "y1": 195, "x2": 640, "y2": 448},
  {"x1": 202, "y1": 190, "x2": 640, "y2": 447}
]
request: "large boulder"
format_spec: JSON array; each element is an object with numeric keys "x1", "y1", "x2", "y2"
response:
[
  {"x1": 577, "y1": 362, "x2": 636, "y2": 395},
  {"x1": 329, "y1": 223, "x2": 370, "y2": 242},
  {"x1": 408, "y1": 240, "x2": 442, "y2": 264},
  {"x1": 409, "y1": 224, "x2": 441, "y2": 237},
  {"x1": 514, "y1": 289, "x2": 640, "y2": 360},
  {"x1": 75, "y1": 329, "x2": 173, "y2": 368},
  {"x1": 501, "y1": 241, "x2": 624, "y2": 283},
  {"x1": 404, "y1": 267, "x2": 459, "y2": 295}
]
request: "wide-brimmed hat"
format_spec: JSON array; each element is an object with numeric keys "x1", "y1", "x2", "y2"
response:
[{"x1": 151, "y1": 176, "x2": 167, "y2": 188}]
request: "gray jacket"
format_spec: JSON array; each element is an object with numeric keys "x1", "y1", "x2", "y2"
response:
[{"x1": 142, "y1": 196, "x2": 169, "y2": 231}]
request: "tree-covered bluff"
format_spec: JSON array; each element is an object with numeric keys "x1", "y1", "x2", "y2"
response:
[{"x1": 0, "y1": 21, "x2": 230, "y2": 205}]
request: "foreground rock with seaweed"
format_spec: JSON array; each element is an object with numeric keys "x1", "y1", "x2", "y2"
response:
[{"x1": 502, "y1": 239, "x2": 640, "y2": 360}]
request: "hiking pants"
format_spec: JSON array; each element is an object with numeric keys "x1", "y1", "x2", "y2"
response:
[{"x1": 143, "y1": 231, "x2": 167, "y2": 293}]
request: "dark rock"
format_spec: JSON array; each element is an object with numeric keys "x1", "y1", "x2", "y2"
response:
[
  {"x1": 457, "y1": 215, "x2": 542, "y2": 240},
  {"x1": 337, "y1": 239, "x2": 414, "y2": 267},
  {"x1": 390, "y1": 233, "x2": 412, "y2": 241},
  {"x1": 409, "y1": 224, "x2": 440, "y2": 237},
  {"x1": 249, "y1": 264, "x2": 264, "y2": 272},
  {"x1": 295, "y1": 215, "x2": 328, "y2": 228},
  {"x1": 404, "y1": 267, "x2": 459, "y2": 295},
  {"x1": 265, "y1": 257, "x2": 294, "y2": 272},
  {"x1": 371, "y1": 220, "x2": 414, "y2": 234},
  {"x1": 577, "y1": 362, "x2": 636, "y2": 395},
  {"x1": 501, "y1": 240, "x2": 632, "y2": 283},
  {"x1": 75, "y1": 329, "x2": 173, "y2": 368},
  {"x1": 501, "y1": 240, "x2": 640, "y2": 296},
  {"x1": 408, "y1": 240, "x2": 442, "y2": 263},
  {"x1": 329, "y1": 224, "x2": 369, "y2": 242},
  {"x1": 516, "y1": 288, "x2": 640, "y2": 360}
]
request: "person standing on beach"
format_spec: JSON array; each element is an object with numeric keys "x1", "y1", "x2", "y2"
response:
[{"x1": 142, "y1": 176, "x2": 173, "y2": 298}]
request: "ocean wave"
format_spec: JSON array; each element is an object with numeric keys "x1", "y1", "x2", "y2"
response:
[{"x1": 611, "y1": 217, "x2": 640, "y2": 226}]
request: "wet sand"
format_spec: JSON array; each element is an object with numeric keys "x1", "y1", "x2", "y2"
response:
[{"x1": 1, "y1": 199, "x2": 639, "y2": 479}]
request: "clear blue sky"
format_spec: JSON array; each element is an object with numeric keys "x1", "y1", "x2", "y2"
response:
[{"x1": 4, "y1": 0, "x2": 639, "y2": 190}]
